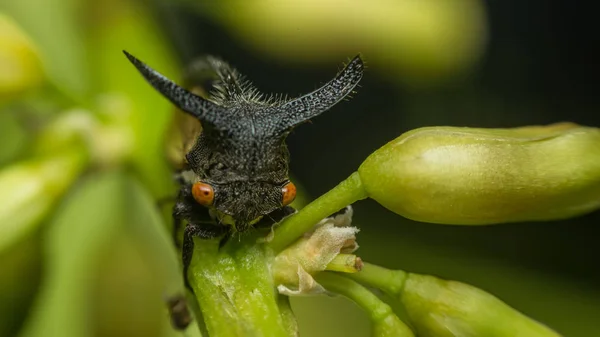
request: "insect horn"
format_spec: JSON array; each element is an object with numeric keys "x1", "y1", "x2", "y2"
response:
[
  {"x1": 275, "y1": 55, "x2": 364, "y2": 132},
  {"x1": 123, "y1": 50, "x2": 227, "y2": 127}
]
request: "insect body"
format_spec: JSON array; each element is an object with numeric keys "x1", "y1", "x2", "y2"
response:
[{"x1": 123, "y1": 51, "x2": 363, "y2": 289}]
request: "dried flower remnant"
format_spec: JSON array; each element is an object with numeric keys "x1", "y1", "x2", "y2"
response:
[{"x1": 273, "y1": 207, "x2": 361, "y2": 296}]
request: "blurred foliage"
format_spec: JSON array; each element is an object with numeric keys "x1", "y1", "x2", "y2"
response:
[
  {"x1": 0, "y1": 0, "x2": 598, "y2": 336},
  {"x1": 0, "y1": 13, "x2": 43, "y2": 100},
  {"x1": 0, "y1": 112, "x2": 27, "y2": 166},
  {"x1": 19, "y1": 171, "x2": 181, "y2": 337},
  {"x1": 188, "y1": 0, "x2": 488, "y2": 87},
  {"x1": 0, "y1": 0, "x2": 184, "y2": 335},
  {"x1": 1, "y1": 0, "x2": 88, "y2": 99}
]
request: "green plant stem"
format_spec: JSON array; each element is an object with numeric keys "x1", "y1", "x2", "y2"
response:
[
  {"x1": 315, "y1": 272, "x2": 414, "y2": 337},
  {"x1": 188, "y1": 238, "x2": 291, "y2": 337},
  {"x1": 325, "y1": 254, "x2": 363, "y2": 273},
  {"x1": 268, "y1": 171, "x2": 367, "y2": 253},
  {"x1": 348, "y1": 264, "x2": 563, "y2": 337},
  {"x1": 315, "y1": 272, "x2": 393, "y2": 321},
  {"x1": 277, "y1": 295, "x2": 299, "y2": 336},
  {"x1": 346, "y1": 262, "x2": 408, "y2": 295}
]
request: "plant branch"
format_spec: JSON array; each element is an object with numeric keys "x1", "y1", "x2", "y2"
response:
[
  {"x1": 315, "y1": 272, "x2": 414, "y2": 337},
  {"x1": 268, "y1": 172, "x2": 367, "y2": 253},
  {"x1": 346, "y1": 262, "x2": 407, "y2": 295},
  {"x1": 188, "y1": 238, "x2": 291, "y2": 337}
]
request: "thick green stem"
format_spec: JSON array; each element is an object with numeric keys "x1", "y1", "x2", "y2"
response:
[
  {"x1": 268, "y1": 171, "x2": 367, "y2": 253},
  {"x1": 188, "y1": 238, "x2": 291, "y2": 337},
  {"x1": 346, "y1": 262, "x2": 408, "y2": 295}
]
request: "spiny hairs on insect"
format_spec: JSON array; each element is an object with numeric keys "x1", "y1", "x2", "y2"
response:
[
  {"x1": 125, "y1": 52, "x2": 365, "y2": 323},
  {"x1": 122, "y1": 50, "x2": 364, "y2": 140}
]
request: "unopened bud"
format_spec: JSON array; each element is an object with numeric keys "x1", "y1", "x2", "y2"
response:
[
  {"x1": 399, "y1": 273, "x2": 562, "y2": 337},
  {"x1": 358, "y1": 123, "x2": 600, "y2": 225}
]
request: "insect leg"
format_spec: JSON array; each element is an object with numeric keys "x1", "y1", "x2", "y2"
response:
[
  {"x1": 172, "y1": 215, "x2": 183, "y2": 249},
  {"x1": 171, "y1": 189, "x2": 188, "y2": 249}
]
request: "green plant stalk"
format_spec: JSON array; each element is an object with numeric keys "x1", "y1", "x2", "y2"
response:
[
  {"x1": 188, "y1": 238, "x2": 291, "y2": 337},
  {"x1": 276, "y1": 295, "x2": 299, "y2": 337},
  {"x1": 315, "y1": 272, "x2": 414, "y2": 337},
  {"x1": 348, "y1": 263, "x2": 562, "y2": 337},
  {"x1": 347, "y1": 263, "x2": 408, "y2": 295},
  {"x1": 269, "y1": 171, "x2": 367, "y2": 253},
  {"x1": 325, "y1": 254, "x2": 362, "y2": 273}
]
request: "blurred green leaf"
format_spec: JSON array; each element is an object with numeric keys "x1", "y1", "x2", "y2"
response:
[
  {"x1": 198, "y1": 0, "x2": 487, "y2": 85},
  {"x1": 20, "y1": 170, "x2": 183, "y2": 337},
  {"x1": 0, "y1": 236, "x2": 41, "y2": 337},
  {"x1": 0, "y1": 110, "x2": 27, "y2": 166},
  {"x1": 0, "y1": 149, "x2": 87, "y2": 254},
  {"x1": 0, "y1": 12, "x2": 44, "y2": 100},
  {"x1": 85, "y1": 0, "x2": 179, "y2": 198},
  {"x1": 19, "y1": 171, "x2": 126, "y2": 337},
  {"x1": 0, "y1": 0, "x2": 90, "y2": 100}
]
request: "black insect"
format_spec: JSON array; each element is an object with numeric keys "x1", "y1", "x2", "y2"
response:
[{"x1": 123, "y1": 50, "x2": 363, "y2": 288}]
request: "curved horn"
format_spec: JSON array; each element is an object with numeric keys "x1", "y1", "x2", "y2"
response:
[
  {"x1": 276, "y1": 55, "x2": 364, "y2": 131},
  {"x1": 123, "y1": 50, "x2": 226, "y2": 125}
]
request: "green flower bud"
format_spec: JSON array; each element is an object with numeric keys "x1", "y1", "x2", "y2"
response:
[
  {"x1": 399, "y1": 273, "x2": 561, "y2": 337},
  {"x1": 0, "y1": 13, "x2": 44, "y2": 99},
  {"x1": 349, "y1": 264, "x2": 562, "y2": 337},
  {"x1": 358, "y1": 123, "x2": 600, "y2": 225}
]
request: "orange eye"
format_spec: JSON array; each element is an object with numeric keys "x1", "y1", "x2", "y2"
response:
[
  {"x1": 192, "y1": 182, "x2": 214, "y2": 206},
  {"x1": 281, "y1": 182, "x2": 297, "y2": 206}
]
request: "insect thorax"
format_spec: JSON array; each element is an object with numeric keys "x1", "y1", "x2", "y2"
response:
[{"x1": 186, "y1": 128, "x2": 289, "y2": 184}]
